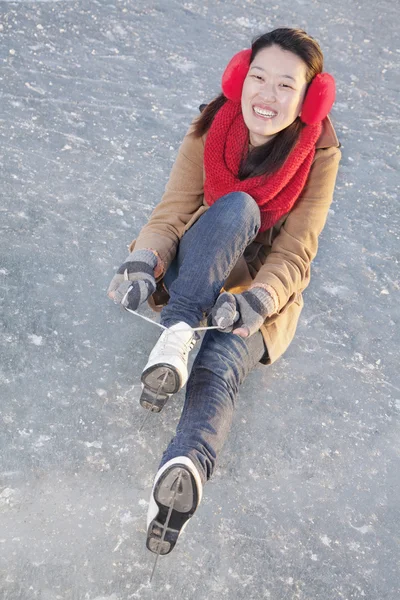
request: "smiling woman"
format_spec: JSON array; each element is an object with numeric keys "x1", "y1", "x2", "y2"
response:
[
  {"x1": 108, "y1": 27, "x2": 341, "y2": 561},
  {"x1": 242, "y1": 45, "x2": 308, "y2": 146}
]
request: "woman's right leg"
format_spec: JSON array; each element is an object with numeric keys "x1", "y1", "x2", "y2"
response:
[
  {"x1": 160, "y1": 191, "x2": 261, "y2": 328},
  {"x1": 140, "y1": 192, "x2": 261, "y2": 408}
]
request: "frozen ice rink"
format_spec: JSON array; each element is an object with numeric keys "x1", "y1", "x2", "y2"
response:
[{"x1": 1, "y1": 1, "x2": 399, "y2": 598}]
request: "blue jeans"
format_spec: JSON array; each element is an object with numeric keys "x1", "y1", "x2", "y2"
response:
[{"x1": 159, "y1": 192, "x2": 268, "y2": 485}]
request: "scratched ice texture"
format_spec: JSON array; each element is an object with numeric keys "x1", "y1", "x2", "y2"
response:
[{"x1": 0, "y1": 0, "x2": 399, "y2": 599}]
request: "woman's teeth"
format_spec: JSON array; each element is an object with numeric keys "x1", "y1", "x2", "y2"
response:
[{"x1": 253, "y1": 107, "x2": 276, "y2": 118}]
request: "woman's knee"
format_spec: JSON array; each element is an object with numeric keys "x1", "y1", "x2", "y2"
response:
[{"x1": 212, "y1": 191, "x2": 261, "y2": 235}]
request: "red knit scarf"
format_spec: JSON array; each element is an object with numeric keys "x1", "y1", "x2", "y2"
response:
[{"x1": 203, "y1": 100, "x2": 322, "y2": 232}]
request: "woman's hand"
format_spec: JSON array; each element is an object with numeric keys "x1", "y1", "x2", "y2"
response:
[
  {"x1": 211, "y1": 288, "x2": 276, "y2": 338},
  {"x1": 107, "y1": 249, "x2": 158, "y2": 311}
]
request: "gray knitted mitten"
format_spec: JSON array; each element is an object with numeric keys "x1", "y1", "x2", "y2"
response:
[
  {"x1": 107, "y1": 249, "x2": 158, "y2": 311},
  {"x1": 211, "y1": 287, "x2": 276, "y2": 336}
]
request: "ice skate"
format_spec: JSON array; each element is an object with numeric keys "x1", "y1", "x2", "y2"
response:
[
  {"x1": 140, "y1": 322, "x2": 197, "y2": 411},
  {"x1": 146, "y1": 456, "x2": 202, "y2": 565}
]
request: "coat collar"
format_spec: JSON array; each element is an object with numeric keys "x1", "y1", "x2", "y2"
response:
[{"x1": 316, "y1": 115, "x2": 340, "y2": 149}]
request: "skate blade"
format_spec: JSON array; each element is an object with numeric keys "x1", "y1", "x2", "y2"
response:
[
  {"x1": 148, "y1": 469, "x2": 184, "y2": 583},
  {"x1": 147, "y1": 467, "x2": 196, "y2": 557},
  {"x1": 141, "y1": 364, "x2": 180, "y2": 395},
  {"x1": 147, "y1": 523, "x2": 176, "y2": 555},
  {"x1": 139, "y1": 386, "x2": 170, "y2": 413},
  {"x1": 138, "y1": 371, "x2": 170, "y2": 432}
]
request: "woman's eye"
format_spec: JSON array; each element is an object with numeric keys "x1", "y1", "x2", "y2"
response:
[
  {"x1": 252, "y1": 75, "x2": 263, "y2": 81},
  {"x1": 280, "y1": 83, "x2": 293, "y2": 89}
]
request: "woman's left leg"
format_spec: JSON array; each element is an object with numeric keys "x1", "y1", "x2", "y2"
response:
[
  {"x1": 160, "y1": 327, "x2": 267, "y2": 484},
  {"x1": 146, "y1": 327, "x2": 267, "y2": 555}
]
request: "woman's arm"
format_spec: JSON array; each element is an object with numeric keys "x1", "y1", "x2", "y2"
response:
[
  {"x1": 130, "y1": 123, "x2": 205, "y2": 275},
  {"x1": 251, "y1": 145, "x2": 342, "y2": 312}
]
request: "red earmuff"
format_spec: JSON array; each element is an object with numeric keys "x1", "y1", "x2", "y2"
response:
[
  {"x1": 221, "y1": 49, "x2": 252, "y2": 102},
  {"x1": 300, "y1": 73, "x2": 336, "y2": 124},
  {"x1": 221, "y1": 49, "x2": 336, "y2": 124}
]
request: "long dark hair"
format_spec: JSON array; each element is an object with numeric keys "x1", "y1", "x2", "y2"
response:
[{"x1": 193, "y1": 28, "x2": 324, "y2": 179}]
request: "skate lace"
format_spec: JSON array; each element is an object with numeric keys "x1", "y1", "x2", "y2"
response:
[
  {"x1": 157, "y1": 330, "x2": 197, "y2": 362},
  {"x1": 124, "y1": 307, "x2": 221, "y2": 333}
]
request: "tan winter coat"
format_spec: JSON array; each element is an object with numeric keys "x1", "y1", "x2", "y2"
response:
[{"x1": 130, "y1": 116, "x2": 341, "y2": 364}]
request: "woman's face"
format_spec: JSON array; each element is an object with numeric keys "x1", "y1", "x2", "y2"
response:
[{"x1": 241, "y1": 44, "x2": 309, "y2": 147}]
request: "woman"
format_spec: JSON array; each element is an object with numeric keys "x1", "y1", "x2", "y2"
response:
[{"x1": 108, "y1": 28, "x2": 341, "y2": 558}]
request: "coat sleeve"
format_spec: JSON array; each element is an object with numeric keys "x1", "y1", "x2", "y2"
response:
[
  {"x1": 252, "y1": 146, "x2": 341, "y2": 311},
  {"x1": 130, "y1": 123, "x2": 205, "y2": 270}
]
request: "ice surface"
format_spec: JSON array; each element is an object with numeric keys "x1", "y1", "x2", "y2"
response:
[{"x1": 1, "y1": 1, "x2": 399, "y2": 599}]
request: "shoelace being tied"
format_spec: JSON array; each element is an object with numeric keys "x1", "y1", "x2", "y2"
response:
[
  {"x1": 124, "y1": 306, "x2": 220, "y2": 333},
  {"x1": 121, "y1": 273, "x2": 221, "y2": 334}
]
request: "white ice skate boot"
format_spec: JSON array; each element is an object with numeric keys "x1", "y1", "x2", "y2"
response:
[
  {"x1": 146, "y1": 456, "x2": 203, "y2": 556},
  {"x1": 140, "y1": 322, "x2": 197, "y2": 412}
]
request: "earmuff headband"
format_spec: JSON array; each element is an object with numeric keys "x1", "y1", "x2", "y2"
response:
[{"x1": 221, "y1": 49, "x2": 336, "y2": 125}]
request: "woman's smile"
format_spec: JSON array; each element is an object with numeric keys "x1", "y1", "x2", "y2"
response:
[{"x1": 252, "y1": 105, "x2": 278, "y2": 120}]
